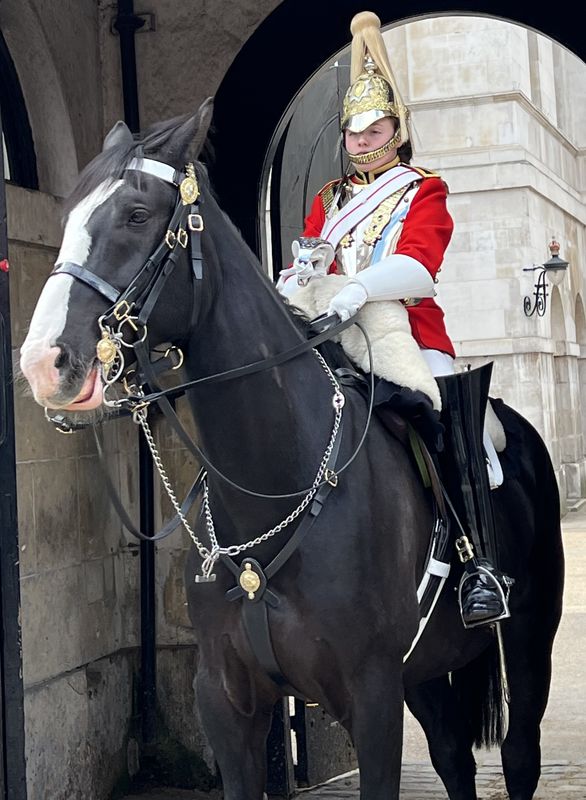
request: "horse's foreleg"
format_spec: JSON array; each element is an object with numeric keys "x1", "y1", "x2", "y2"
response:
[
  {"x1": 195, "y1": 666, "x2": 275, "y2": 800},
  {"x1": 348, "y1": 657, "x2": 405, "y2": 800},
  {"x1": 405, "y1": 676, "x2": 478, "y2": 800}
]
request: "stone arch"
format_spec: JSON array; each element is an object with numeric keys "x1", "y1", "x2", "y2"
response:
[
  {"x1": 0, "y1": 29, "x2": 37, "y2": 188},
  {"x1": 0, "y1": 0, "x2": 78, "y2": 196},
  {"x1": 212, "y1": 0, "x2": 586, "y2": 252}
]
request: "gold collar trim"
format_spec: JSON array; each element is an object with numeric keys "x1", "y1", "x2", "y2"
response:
[{"x1": 352, "y1": 156, "x2": 401, "y2": 185}]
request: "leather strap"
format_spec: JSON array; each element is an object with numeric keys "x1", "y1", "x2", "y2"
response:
[
  {"x1": 130, "y1": 328, "x2": 373, "y2": 501},
  {"x1": 52, "y1": 263, "x2": 120, "y2": 304},
  {"x1": 407, "y1": 424, "x2": 448, "y2": 521},
  {"x1": 136, "y1": 313, "x2": 357, "y2": 406},
  {"x1": 92, "y1": 425, "x2": 205, "y2": 542},
  {"x1": 221, "y1": 423, "x2": 343, "y2": 689}
]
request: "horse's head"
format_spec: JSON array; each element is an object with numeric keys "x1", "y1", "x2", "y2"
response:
[{"x1": 20, "y1": 99, "x2": 214, "y2": 411}]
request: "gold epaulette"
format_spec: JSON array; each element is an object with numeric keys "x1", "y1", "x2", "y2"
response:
[
  {"x1": 317, "y1": 179, "x2": 343, "y2": 216},
  {"x1": 409, "y1": 165, "x2": 441, "y2": 179}
]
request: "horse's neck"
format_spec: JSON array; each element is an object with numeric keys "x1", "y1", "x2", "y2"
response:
[{"x1": 184, "y1": 247, "x2": 337, "y2": 530}]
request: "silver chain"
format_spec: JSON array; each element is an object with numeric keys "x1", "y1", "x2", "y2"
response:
[
  {"x1": 134, "y1": 348, "x2": 344, "y2": 580},
  {"x1": 135, "y1": 408, "x2": 211, "y2": 561}
]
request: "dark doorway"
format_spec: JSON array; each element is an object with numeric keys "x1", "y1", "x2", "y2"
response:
[{"x1": 0, "y1": 30, "x2": 38, "y2": 190}]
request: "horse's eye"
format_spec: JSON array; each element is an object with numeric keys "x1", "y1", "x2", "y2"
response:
[{"x1": 129, "y1": 208, "x2": 150, "y2": 225}]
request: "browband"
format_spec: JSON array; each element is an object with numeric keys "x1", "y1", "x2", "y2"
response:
[{"x1": 126, "y1": 157, "x2": 184, "y2": 186}]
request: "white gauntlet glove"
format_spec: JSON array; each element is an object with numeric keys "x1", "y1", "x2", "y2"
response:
[
  {"x1": 276, "y1": 238, "x2": 334, "y2": 295},
  {"x1": 328, "y1": 283, "x2": 368, "y2": 322}
]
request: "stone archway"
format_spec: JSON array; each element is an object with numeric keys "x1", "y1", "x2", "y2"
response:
[
  {"x1": 212, "y1": 0, "x2": 586, "y2": 251},
  {"x1": 0, "y1": 0, "x2": 78, "y2": 196}
]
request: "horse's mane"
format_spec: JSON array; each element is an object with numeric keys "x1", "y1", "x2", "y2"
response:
[{"x1": 192, "y1": 165, "x2": 350, "y2": 370}]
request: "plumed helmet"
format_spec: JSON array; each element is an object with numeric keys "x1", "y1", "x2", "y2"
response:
[{"x1": 341, "y1": 11, "x2": 410, "y2": 147}]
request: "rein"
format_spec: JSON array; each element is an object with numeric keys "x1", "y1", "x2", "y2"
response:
[{"x1": 47, "y1": 155, "x2": 376, "y2": 502}]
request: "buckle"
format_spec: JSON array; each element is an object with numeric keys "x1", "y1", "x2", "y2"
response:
[
  {"x1": 455, "y1": 535, "x2": 475, "y2": 563},
  {"x1": 113, "y1": 299, "x2": 134, "y2": 321},
  {"x1": 188, "y1": 213, "x2": 204, "y2": 232},
  {"x1": 324, "y1": 469, "x2": 338, "y2": 487}
]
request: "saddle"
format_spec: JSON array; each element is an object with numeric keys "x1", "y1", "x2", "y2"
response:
[{"x1": 336, "y1": 366, "x2": 444, "y2": 458}]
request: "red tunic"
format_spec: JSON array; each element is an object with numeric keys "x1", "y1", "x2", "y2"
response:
[{"x1": 300, "y1": 175, "x2": 455, "y2": 357}]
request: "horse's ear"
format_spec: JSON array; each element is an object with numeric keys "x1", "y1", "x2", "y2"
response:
[
  {"x1": 158, "y1": 98, "x2": 215, "y2": 167},
  {"x1": 188, "y1": 97, "x2": 214, "y2": 160},
  {"x1": 103, "y1": 120, "x2": 133, "y2": 151}
]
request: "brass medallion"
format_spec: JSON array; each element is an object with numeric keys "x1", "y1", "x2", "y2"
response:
[
  {"x1": 180, "y1": 163, "x2": 200, "y2": 206},
  {"x1": 96, "y1": 334, "x2": 117, "y2": 365},
  {"x1": 239, "y1": 563, "x2": 261, "y2": 600}
]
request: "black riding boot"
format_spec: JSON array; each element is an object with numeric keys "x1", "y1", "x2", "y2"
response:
[{"x1": 437, "y1": 363, "x2": 513, "y2": 629}]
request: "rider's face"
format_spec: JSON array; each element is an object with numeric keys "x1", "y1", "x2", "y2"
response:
[{"x1": 344, "y1": 117, "x2": 398, "y2": 171}]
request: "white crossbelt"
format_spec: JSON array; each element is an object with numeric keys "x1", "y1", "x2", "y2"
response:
[{"x1": 320, "y1": 165, "x2": 419, "y2": 251}]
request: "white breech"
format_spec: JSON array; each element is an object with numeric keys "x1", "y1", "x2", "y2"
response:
[{"x1": 421, "y1": 349, "x2": 504, "y2": 489}]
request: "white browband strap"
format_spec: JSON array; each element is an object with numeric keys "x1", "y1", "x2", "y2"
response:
[{"x1": 126, "y1": 157, "x2": 182, "y2": 186}]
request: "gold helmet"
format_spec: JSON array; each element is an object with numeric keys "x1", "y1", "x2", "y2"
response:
[{"x1": 341, "y1": 12, "x2": 410, "y2": 161}]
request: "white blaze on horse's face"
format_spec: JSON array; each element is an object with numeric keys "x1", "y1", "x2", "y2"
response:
[{"x1": 20, "y1": 179, "x2": 123, "y2": 407}]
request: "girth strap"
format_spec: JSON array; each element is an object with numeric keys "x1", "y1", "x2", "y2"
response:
[{"x1": 221, "y1": 423, "x2": 343, "y2": 689}]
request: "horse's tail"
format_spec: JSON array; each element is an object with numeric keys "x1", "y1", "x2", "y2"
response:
[{"x1": 450, "y1": 638, "x2": 508, "y2": 748}]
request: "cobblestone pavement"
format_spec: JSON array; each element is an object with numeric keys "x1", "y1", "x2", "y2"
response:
[
  {"x1": 125, "y1": 761, "x2": 586, "y2": 799},
  {"x1": 296, "y1": 762, "x2": 586, "y2": 798}
]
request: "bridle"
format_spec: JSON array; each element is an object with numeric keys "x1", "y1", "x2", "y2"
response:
[{"x1": 46, "y1": 153, "x2": 376, "y2": 504}]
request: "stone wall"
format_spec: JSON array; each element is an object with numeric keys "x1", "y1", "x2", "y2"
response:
[{"x1": 7, "y1": 181, "x2": 143, "y2": 800}]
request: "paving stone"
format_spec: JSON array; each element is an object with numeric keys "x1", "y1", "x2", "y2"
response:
[{"x1": 293, "y1": 762, "x2": 586, "y2": 799}]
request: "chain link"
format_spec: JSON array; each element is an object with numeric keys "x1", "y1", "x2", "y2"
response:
[
  {"x1": 136, "y1": 348, "x2": 344, "y2": 580},
  {"x1": 136, "y1": 409, "x2": 211, "y2": 562}
]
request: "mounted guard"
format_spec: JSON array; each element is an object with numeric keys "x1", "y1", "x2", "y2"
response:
[{"x1": 278, "y1": 10, "x2": 512, "y2": 628}]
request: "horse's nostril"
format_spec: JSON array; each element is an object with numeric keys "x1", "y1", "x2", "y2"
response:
[{"x1": 54, "y1": 349, "x2": 68, "y2": 369}]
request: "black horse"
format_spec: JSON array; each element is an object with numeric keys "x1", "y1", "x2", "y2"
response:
[{"x1": 20, "y1": 102, "x2": 564, "y2": 800}]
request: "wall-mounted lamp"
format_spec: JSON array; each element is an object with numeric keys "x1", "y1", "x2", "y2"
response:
[{"x1": 523, "y1": 239, "x2": 569, "y2": 317}]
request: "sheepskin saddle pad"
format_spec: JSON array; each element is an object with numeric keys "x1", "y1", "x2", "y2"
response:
[{"x1": 288, "y1": 274, "x2": 442, "y2": 412}]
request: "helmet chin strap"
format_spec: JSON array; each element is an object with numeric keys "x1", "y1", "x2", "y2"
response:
[{"x1": 344, "y1": 127, "x2": 402, "y2": 166}]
